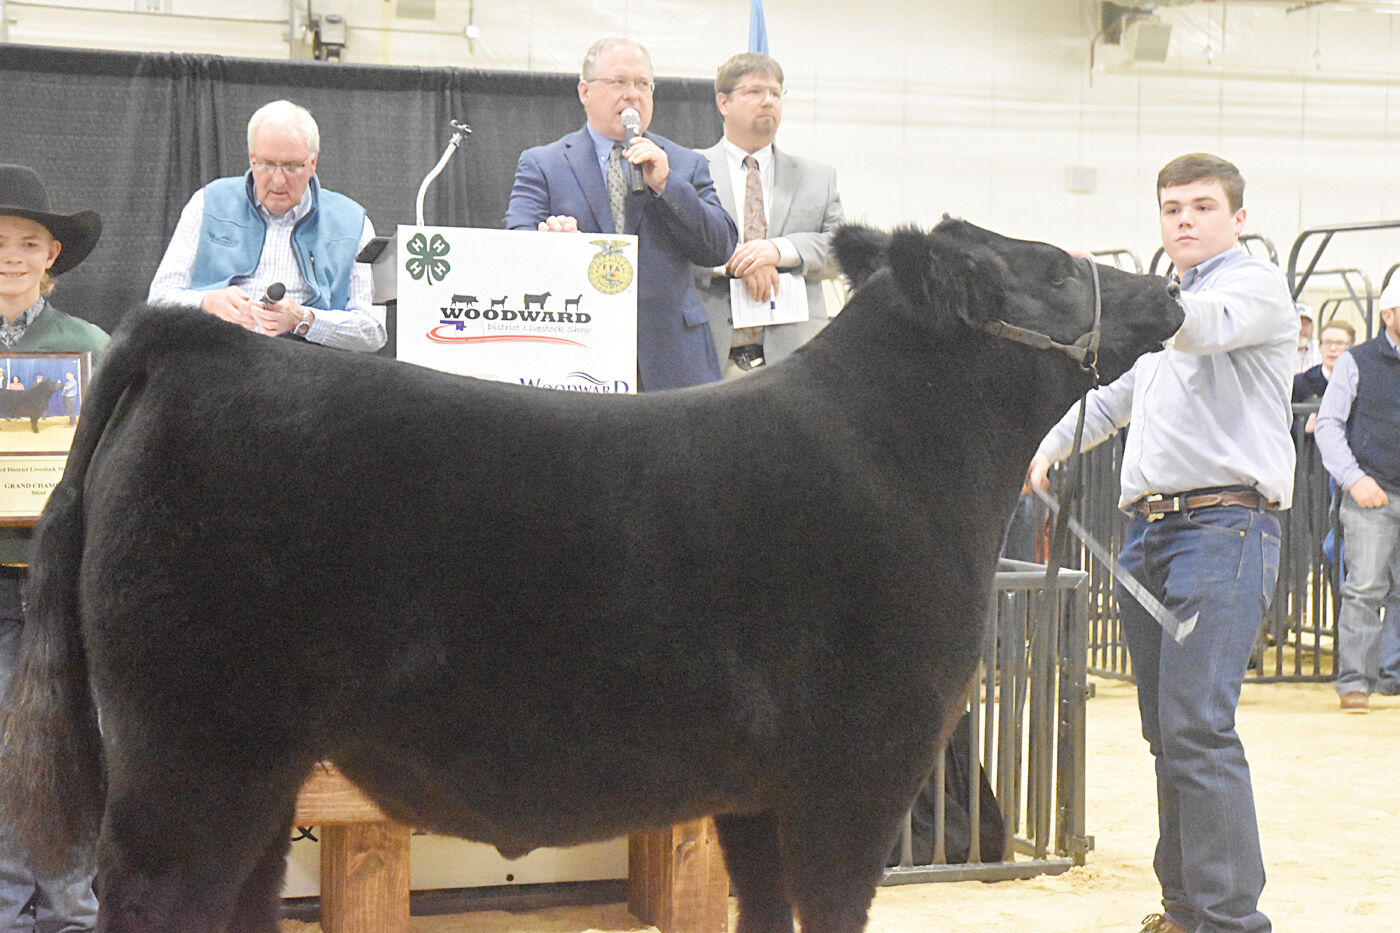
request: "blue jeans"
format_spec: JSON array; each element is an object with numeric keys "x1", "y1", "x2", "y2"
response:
[
  {"x1": 1335, "y1": 496, "x2": 1400, "y2": 696},
  {"x1": 1381, "y1": 598, "x2": 1400, "y2": 693},
  {"x1": 1119, "y1": 506, "x2": 1278, "y2": 933},
  {"x1": 0, "y1": 577, "x2": 98, "y2": 932},
  {"x1": 1371, "y1": 542, "x2": 1400, "y2": 694},
  {"x1": 1328, "y1": 505, "x2": 1400, "y2": 690}
]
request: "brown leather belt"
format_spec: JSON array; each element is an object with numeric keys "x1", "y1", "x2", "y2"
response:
[{"x1": 1132, "y1": 488, "x2": 1274, "y2": 522}]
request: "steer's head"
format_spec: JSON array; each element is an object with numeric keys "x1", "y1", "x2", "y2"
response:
[{"x1": 833, "y1": 218, "x2": 1185, "y2": 386}]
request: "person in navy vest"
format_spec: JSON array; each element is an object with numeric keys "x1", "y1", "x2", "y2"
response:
[
  {"x1": 147, "y1": 100, "x2": 385, "y2": 352},
  {"x1": 1315, "y1": 278, "x2": 1400, "y2": 711}
]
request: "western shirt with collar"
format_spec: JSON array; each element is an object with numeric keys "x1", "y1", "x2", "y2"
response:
[
  {"x1": 0, "y1": 299, "x2": 45, "y2": 348},
  {"x1": 1037, "y1": 246, "x2": 1298, "y2": 509}
]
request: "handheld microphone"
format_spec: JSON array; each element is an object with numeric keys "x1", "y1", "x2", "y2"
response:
[
  {"x1": 619, "y1": 108, "x2": 646, "y2": 194},
  {"x1": 259, "y1": 282, "x2": 286, "y2": 306}
]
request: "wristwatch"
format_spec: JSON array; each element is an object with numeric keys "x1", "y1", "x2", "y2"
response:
[{"x1": 294, "y1": 308, "x2": 313, "y2": 336}]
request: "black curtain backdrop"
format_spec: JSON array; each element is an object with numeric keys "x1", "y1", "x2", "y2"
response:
[{"x1": 0, "y1": 44, "x2": 723, "y2": 350}]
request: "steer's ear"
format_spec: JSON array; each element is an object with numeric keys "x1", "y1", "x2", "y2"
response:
[
  {"x1": 887, "y1": 226, "x2": 1005, "y2": 329},
  {"x1": 885, "y1": 227, "x2": 936, "y2": 306},
  {"x1": 832, "y1": 224, "x2": 890, "y2": 289}
]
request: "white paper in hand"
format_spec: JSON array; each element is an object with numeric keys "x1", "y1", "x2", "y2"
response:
[{"x1": 730, "y1": 272, "x2": 810, "y2": 329}]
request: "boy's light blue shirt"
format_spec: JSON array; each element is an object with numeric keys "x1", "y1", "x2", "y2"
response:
[{"x1": 1038, "y1": 246, "x2": 1298, "y2": 509}]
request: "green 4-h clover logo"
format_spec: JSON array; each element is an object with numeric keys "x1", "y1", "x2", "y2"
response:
[{"x1": 405, "y1": 232, "x2": 451, "y2": 284}]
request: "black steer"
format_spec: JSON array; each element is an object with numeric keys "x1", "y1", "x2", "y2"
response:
[
  {"x1": 0, "y1": 379, "x2": 61, "y2": 432},
  {"x1": 0, "y1": 219, "x2": 1183, "y2": 933}
]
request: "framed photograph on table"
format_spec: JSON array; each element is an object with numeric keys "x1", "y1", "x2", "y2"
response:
[{"x1": 0, "y1": 350, "x2": 94, "y2": 523}]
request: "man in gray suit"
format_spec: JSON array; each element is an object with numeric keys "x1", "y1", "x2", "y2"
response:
[{"x1": 696, "y1": 52, "x2": 845, "y2": 376}]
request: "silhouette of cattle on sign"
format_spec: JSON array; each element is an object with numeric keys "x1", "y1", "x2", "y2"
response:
[
  {"x1": 0, "y1": 379, "x2": 61, "y2": 432},
  {"x1": 0, "y1": 219, "x2": 1183, "y2": 933}
]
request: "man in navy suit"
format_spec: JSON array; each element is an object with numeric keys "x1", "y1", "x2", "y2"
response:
[{"x1": 504, "y1": 37, "x2": 737, "y2": 391}]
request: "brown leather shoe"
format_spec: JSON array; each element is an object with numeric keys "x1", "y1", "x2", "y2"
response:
[
  {"x1": 1340, "y1": 691, "x2": 1370, "y2": 713},
  {"x1": 1139, "y1": 913, "x2": 1188, "y2": 933}
]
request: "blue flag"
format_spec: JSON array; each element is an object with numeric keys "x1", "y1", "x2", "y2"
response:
[{"x1": 749, "y1": 0, "x2": 770, "y2": 54}]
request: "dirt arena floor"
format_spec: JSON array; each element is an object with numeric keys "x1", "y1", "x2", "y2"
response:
[
  {"x1": 0, "y1": 416, "x2": 75, "y2": 451},
  {"x1": 284, "y1": 676, "x2": 1399, "y2": 932}
]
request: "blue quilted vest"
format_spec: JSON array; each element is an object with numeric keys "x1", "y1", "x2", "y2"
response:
[
  {"x1": 1347, "y1": 334, "x2": 1400, "y2": 494},
  {"x1": 188, "y1": 173, "x2": 365, "y2": 311}
]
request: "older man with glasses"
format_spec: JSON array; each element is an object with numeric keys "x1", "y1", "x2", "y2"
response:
[
  {"x1": 148, "y1": 99, "x2": 385, "y2": 352},
  {"x1": 505, "y1": 37, "x2": 737, "y2": 390}
]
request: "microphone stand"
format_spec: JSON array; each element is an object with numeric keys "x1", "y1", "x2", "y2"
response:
[{"x1": 415, "y1": 119, "x2": 472, "y2": 226}]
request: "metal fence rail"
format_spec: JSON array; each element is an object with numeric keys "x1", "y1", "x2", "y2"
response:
[{"x1": 883, "y1": 559, "x2": 1092, "y2": 885}]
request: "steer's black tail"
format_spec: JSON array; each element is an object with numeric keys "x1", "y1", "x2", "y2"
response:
[{"x1": 0, "y1": 308, "x2": 170, "y2": 876}]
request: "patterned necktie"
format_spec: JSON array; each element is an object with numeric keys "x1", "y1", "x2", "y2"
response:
[
  {"x1": 742, "y1": 155, "x2": 766, "y2": 241},
  {"x1": 607, "y1": 143, "x2": 627, "y2": 234},
  {"x1": 733, "y1": 154, "x2": 767, "y2": 352}
]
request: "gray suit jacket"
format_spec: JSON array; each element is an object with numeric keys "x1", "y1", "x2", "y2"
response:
[{"x1": 695, "y1": 142, "x2": 844, "y2": 366}]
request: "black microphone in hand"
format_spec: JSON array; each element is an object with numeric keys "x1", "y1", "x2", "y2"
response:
[
  {"x1": 619, "y1": 108, "x2": 646, "y2": 194},
  {"x1": 259, "y1": 282, "x2": 286, "y2": 306}
]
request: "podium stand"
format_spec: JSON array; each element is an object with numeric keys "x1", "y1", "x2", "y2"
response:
[{"x1": 363, "y1": 225, "x2": 638, "y2": 392}]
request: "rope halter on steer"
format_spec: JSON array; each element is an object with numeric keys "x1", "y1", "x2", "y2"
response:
[
  {"x1": 981, "y1": 255, "x2": 1196, "y2": 644},
  {"x1": 981, "y1": 253, "x2": 1104, "y2": 384}
]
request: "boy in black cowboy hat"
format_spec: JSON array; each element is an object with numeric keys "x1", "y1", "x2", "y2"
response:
[
  {"x1": 0, "y1": 164, "x2": 108, "y2": 356},
  {"x1": 0, "y1": 163, "x2": 106, "y2": 932}
]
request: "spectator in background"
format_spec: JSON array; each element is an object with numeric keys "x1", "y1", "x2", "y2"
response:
[
  {"x1": 1293, "y1": 319, "x2": 1355, "y2": 430},
  {"x1": 1296, "y1": 303, "x2": 1320, "y2": 373},
  {"x1": 1315, "y1": 279, "x2": 1400, "y2": 712},
  {"x1": 0, "y1": 162, "x2": 107, "y2": 933},
  {"x1": 148, "y1": 99, "x2": 385, "y2": 352},
  {"x1": 1293, "y1": 318, "x2": 1353, "y2": 564},
  {"x1": 1288, "y1": 316, "x2": 1377, "y2": 672}
]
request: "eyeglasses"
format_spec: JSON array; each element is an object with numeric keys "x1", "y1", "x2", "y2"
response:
[
  {"x1": 729, "y1": 84, "x2": 786, "y2": 102},
  {"x1": 1320, "y1": 339, "x2": 1353, "y2": 349},
  {"x1": 251, "y1": 159, "x2": 309, "y2": 176},
  {"x1": 588, "y1": 76, "x2": 655, "y2": 95}
]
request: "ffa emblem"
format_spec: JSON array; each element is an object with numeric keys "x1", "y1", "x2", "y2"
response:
[
  {"x1": 405, "y1": 232, "x2": 451, "y2": 285},
  {"x1": 587, "y1": 239, "x2": 634, "y2": 295}
]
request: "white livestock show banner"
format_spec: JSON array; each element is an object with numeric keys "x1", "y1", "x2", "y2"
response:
[{"x1": 395, "y1": 226, "x2": 639, "y2": 393}]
